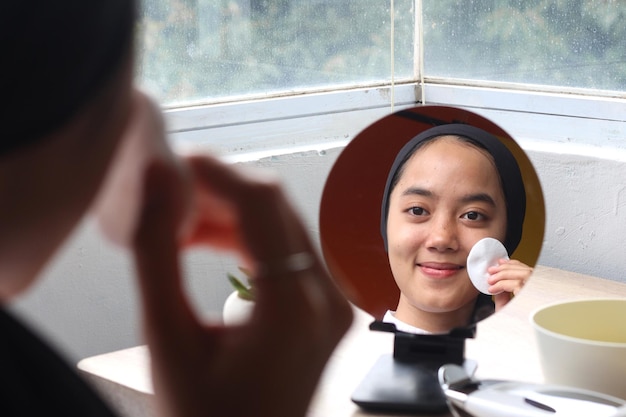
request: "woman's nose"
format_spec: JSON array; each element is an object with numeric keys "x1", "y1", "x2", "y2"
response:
[{"x1": 426, "y1": 215, "x2": 459, "y2": 252}]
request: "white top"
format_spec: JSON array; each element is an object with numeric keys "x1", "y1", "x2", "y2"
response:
[{"x1": 382, "y1": 310, "x2": 431, "y2": 335}]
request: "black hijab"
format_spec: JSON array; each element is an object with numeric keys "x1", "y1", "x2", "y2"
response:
[
  {"x1": 380, "y1": 124, "x2": 526, "y2": 256},
  {"x1": 0, "y1": 0, "x2": 136, "y2": 154}
]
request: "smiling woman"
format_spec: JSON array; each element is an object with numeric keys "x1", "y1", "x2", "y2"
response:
[
  {"x1": 380, "y1": 126, "x2": 527, "y2": 333},
  {"x1": 319, "y1": 105, "x2": 545, "y2": 328}
]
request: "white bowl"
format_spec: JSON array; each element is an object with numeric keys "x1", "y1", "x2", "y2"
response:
[{"x1": 531, "y1": 298, "x2": 626, "y2": 400}]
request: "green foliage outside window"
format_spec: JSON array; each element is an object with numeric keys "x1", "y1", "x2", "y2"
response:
[
  {"x1": 424, "y1": 0, "x2": 626, "y2": 91},
  {"x1": 136, "y1": 0, "x2": 626, "y2": 107},
  {"x1": 137, "y1": 0, "x2": 414, "y2": 105}
]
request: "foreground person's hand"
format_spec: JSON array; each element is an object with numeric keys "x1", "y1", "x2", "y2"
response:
[{"x1": 132, "y1": 156, "x2": 353, "y2": 417}]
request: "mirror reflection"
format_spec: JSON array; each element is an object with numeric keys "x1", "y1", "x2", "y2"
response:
[
  {"x1": 320, "y1": 105, "x2": 545, "y2": 332},
  {"x1": 381, "y1": 124, "x2": 529, "y2": 333}
]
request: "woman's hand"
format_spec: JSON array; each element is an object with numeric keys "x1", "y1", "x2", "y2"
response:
[
  {"x1": 488, "y1": 258, "x2": 533, "y2": 311},
  {"x1": 131, "y1": 155, "x2": 353, "y2": 417}
]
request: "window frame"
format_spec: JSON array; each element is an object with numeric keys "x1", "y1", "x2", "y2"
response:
[
  {"x1": 165, "y1": 82, "x2": 420, "y2": 158},
  {"x1": 166, "y1": 80, "x2": 626, "y2": 156},
  {"x1": 425, "y1": 82, "x2": 626, "y2": 149},
  {"x1": 162, "y1": 0, "x2": 626, "y2": 155}
]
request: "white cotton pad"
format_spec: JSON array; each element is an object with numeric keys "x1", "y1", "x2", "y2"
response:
[{"x1": 467, "y1": 237, "x2": 509, "y2": 295}]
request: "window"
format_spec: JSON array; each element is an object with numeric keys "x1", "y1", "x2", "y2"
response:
[
  {"x1": 137, "y1": 0, "x2": 415, "y2": 106},
  {"x1": 136, "y1": 1, "x2": 626, "y2": 153},
  {"x1": 423, "y1": 1, "x2": 626, "y2": 93},
  {"x1": 422, "y1": 1, "x2": 626, "y2": 149}
]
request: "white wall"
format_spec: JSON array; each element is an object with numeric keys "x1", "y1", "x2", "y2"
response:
[
  {"x1": 9, "y1": 138, "x2": 626, "y2": 363},
  {"x1": 525, "y1": 140, "x2": 626, "y2": 281}
]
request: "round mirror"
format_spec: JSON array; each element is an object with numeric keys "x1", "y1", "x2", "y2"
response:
[{"x1": 319, "y1": 105, "x2": 545, "y2": 331}]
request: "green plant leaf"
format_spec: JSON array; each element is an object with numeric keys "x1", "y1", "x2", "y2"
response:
[
  {"x1": 238, "y1": 266, "x2": 253, "y2": 279},
  {"x1": 227, "y1": 273, "x2": 255, "y2": 301}
]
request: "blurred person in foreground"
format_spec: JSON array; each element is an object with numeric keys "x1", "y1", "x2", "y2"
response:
[{"x1": 0, "y1": 2, "x2": 352, "y2": 416}]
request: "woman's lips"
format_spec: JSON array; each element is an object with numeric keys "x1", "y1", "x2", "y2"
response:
[{"x1": 418, "y1": 262, "x2": 464, "y2": 278}]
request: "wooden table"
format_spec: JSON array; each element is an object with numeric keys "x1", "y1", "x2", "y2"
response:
[{"x1": 78, "y1": 265, "x2": 626, "y2": 417}]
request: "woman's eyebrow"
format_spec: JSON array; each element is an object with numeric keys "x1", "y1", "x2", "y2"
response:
[
  {"x1": 401, "y1": 187, "x2": 432, "y2": 197},
  {"x1": 460, "y1": 193, "x2": 496, "y2": 206},
  {"x1": 400, "y1": 188, "x2": 497, "y2": 207}
]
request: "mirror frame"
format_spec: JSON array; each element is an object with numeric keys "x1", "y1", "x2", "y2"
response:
[{"x1": 319, "y1": 105, "x2": 545, "y2": 320}]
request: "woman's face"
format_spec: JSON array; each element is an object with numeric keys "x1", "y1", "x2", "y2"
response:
[{"x1": 386, "y1": 136, "x2": 507, "y2": 322}]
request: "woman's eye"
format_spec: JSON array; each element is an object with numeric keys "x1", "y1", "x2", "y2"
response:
[
  {"x1": 409, "y1": 206, "x2": 427, "y2": 216},
  {"x1": 463, "y1": 211, "x2": 485, "y2": 221}
]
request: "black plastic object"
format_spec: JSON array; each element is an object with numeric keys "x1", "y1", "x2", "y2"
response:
[{"x1": 351, "y1": 322, "x2": 475, "y2": 414}]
